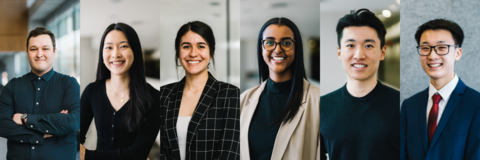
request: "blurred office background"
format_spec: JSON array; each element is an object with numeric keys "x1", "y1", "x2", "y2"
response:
[
  {"x1": 0, "y1": 0, "x2": 80, "y2": 159},
  {"x1": 159, "y1": 0, "x2": 240, "y2": 88},
  {"x1": 240, "y1": 0, "x2": 320, "y2": 93},
  {"x1": 80, "y1": 0, "x2": 160, "y2": 159},
  {"x1": 320, "y1": 0, "x2": 400, "y2": 98}
]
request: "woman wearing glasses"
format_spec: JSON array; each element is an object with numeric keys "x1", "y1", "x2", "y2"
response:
[
  {"x1": 79, "y1": 23, "x2": 160, "y2": 160},
  {"x1": 159, "y1": 21, "x2": 240, "y2": 160},
  {"x1": 240, "y1": 17, "x2": 320, "y2": 160}
]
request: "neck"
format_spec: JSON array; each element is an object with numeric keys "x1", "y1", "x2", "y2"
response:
[
  {"x1": 346, "y1": 75, "x2": 377, "y2": 97},
  {"x1": 430, "y1": 72, "x2": 455, "y2": 90},
  {"x1": 269, "y1": 68, "x2": 293, "y2": 83},
  {"x1": 185, "y1": 70, "x2": 209, "y2": 91},
  {"x1": 32, "y1": 67, "x2": 52, "y2": 77},
  {"x1": 110, "y1": 73, "x2": 130, "y2": 92}
]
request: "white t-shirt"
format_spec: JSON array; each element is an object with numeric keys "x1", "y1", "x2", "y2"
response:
[{"x1": 176, "y1": 116, "x2": 192, "y2": 160}]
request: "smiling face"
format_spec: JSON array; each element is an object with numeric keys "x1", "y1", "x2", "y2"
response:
[
  {"x1": 338, "y1": 26, "x2": 386, "y2": 82},
  {"x1": 179, "y1": 31, "x2": 211, "y2": 76},
  {"x1": 102, "y1": 30, "x2": 134, "y2": 76},
  {"x1": 262, "y1": 24, "x2": 295, "y2": 78},
  {"x1": 419, "y1": 29, "x2": 462, "y2": 82},
  {"x1": 27, "y1": 34, "x2": 56, "y2": 76}
]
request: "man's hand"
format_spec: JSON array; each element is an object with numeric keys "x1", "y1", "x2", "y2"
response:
[
  {"x1": 60, "y1": 110, "x2": 68, "y2": 114},
  {"x1": 12, "y1": 113, "x2": 23, "y2": 125},
  {"x1": 44, "y1": 134, "x2": 52, "y2": 138},
  {"x1": 80, "y1": 144, "x2": 86, "y2": 160}
]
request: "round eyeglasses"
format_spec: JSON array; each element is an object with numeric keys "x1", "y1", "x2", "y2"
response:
[{"x1": 261, "y1": 38, "x2": 295, "y2": 51}]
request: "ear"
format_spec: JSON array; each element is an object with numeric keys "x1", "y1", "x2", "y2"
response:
[
  {"x1": 53, "y1": 48, "x2": 57, "y2": 55},
  {"x1": 337, "y1": 47, "x2": 342, "y2": 61},
  {"x1": 380, "y1": 45, "x2": 386, "y2": 61},
  {"x1": 455, "y1": 47, "x2": 462, "y2": 61}
]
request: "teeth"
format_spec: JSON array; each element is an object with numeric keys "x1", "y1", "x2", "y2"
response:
[
  {"x1": 188, "y1": 61, "x2": 200, "y2": 64},
  {"x1": 272, "y1": 57, "x2": 284, "y2": 61},
  {"x1": 429, "y1": 64, "x2": 441, "y2": 67},
  {"x1": 112, "y1": 61, "x2": 123, "y2": 65},
  {"x1": 353, "y1": 64, "x2": 366, "y2": 68}
]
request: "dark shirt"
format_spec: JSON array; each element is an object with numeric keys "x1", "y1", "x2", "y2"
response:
[
  {"x1": 248, "y1": 78, "x2": 291, "y2": 160},
  {"x1": 79, "y1": 81, "x2": 160, "y2": 160},
  {"x1": 0, "y1": 69, "x2": 80, "y2": 160},
  {"x1": 320, "y1": 81, "x2": 400, "y2": 160}
]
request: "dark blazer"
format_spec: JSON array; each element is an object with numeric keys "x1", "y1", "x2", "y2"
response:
[
  {"x1": 159, "y1": 73, "x2": 240, "y2": 160},
  {"x1": 401, "y1": 79, "x2": 480, "y2": 160}
]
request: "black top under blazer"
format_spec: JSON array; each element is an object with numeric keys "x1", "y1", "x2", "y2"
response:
[{"x1": 159, "y1": 73, "x2": 240, "y2": 160}]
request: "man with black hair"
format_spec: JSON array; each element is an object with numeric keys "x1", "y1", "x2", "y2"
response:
[
  {"x1": 401, "y1": 19, "x2": 480, "y2": 160},
  {"x1": 320, "y1": 8, "x2": 400, "y2": 160},
  {"x1": 0, "y1": 27, "x2": 80, "y2": 159}
]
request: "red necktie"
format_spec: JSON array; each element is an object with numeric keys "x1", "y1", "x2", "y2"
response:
[{"x1": 427, "y1": 93, "x2": 442, "y2": 146}]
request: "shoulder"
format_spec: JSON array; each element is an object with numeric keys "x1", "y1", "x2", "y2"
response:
[
  {"x1": 146, "y1": 83, "x2": 160, "y2": 97},
  {"x1": 402, "y1": 88, "x2": 427, "y2": 107},
  {"x1": 214, "y1": 80, "x2": 240, "y2": 96},
  {"x1": 240, "y1": 83, "x2": 262, "y2": 100},
  {"x1": 320, "y1": 86, "x2": 343, "y2": 102},
  {"x1": 377, "y1": 82, "x2": 400, "y2": 103},
  {"x1": 53, "y1": 71, "x2": 79, "y2": 86},
  {"x1": 305, "y1": 81, "x2": 320, "y2": 98},
  {"x1": 160, "y1": 81, "x2": 179, "y2": 92}
]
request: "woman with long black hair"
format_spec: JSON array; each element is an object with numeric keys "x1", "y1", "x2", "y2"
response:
[
  {"x1": 240, "y1": 17, "x2": 320, "y2": 160},
  {"x1": 79, "y1": 23, "x2": 160, "y2": 160},
  {"x1": 159, "y1": 21, "x2": 240, "y2": 160}
]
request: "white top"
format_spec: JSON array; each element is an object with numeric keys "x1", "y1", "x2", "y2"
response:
[
  {"x1": 176, "y1": 116, "x2": 192, "y2": 160},
  {"x1": 427, "y1": 74, "x2": 459, "y2": 124}
]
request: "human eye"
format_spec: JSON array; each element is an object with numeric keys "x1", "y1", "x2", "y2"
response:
[
  {"x1": 346, "y1": 44, "x2": 354, "y2": 48},
  {"x1": 120, "y1": 45, "x2": 129, "y2": 49},
  {"x1": 436, "y1": 45, "x2": 448, "y2": 50},
  {"x1": 365, "y1": 44, "x2": 374, "y2": 48},
  {"x1": 264, "y1": 40, "x2": 275, "y2": 46},
  {"x1": 182, "y1": 45, "x2": 191, "y2": 49}
]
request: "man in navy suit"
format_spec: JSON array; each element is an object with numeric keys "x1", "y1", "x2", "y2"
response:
[{"x1": 401, "y1": 19, "x2": 480, "y2": 160}]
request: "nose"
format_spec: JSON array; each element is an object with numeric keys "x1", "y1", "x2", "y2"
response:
[
  {"x1": 274, "y1": 42, "x2": 283, "y2": 54},
  {"x1": 427, "y1": 47, "x2": 439, "y2": 60},
  {"x1": 111, "y1": 47, "x2": 122, "y2": 58},
  {"x1": 36, "y1": 48, "x2": 44, "y2": 58},
  {"x1": 353, "y1": 47, "x2": 366, "y2": 60},
  {"x1": 189, "y1": 46, "x2": 199, "y2": 57}
]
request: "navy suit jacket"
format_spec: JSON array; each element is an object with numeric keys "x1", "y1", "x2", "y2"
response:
[{"x1": 401, "y1": 79, "x2": 480, "y2": 160}]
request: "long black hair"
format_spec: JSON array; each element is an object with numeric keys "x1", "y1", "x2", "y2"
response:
[
  {"x1": 96, "y1": 22, "x2": 153, "y2": 132},
  {"x1": 257, "y1": 17, "x2": 306, "y2": 124},
  {"x1": 174, "y1": 21, "x2": 216, "y2": 68}
]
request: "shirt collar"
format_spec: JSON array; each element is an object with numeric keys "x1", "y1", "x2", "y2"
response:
[
  {"x1": 428, "y1": 74, "x2": 459, "y2": 100},
  {"x1": 29, "y1": 68, "x2": 55, "y2": 82}
]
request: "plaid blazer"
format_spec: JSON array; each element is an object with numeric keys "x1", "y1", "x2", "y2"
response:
[{"x1": 159, "y1": 74, "x2": 240, "y2": 160}]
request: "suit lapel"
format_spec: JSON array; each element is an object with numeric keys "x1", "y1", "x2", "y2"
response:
[
  {"x1": 240, "y1": 80, "x2": 267, "y2": 159},
  {"x1": 416, "y1": 88, "x2": 429, "y2": 153},
  {"x1": 271, "y1": 79, "x2": 309, "y2": 159},
  {"x1": 428, "y1": 79, "x2": 466, "y2": 151},
  {"x1": 186, "y1": 74, "x2": 218, "y2": 149},
  {"x1": 164, "y1": 81, "x2": 183, "y2": 160}
]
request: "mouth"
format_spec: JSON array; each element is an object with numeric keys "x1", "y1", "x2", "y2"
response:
[
  {"x1": 110, "y1": 60, "x2": 125, "y2": 67},
  {"x1": 186, "y1": 60, "x2": 202, "y2": 65},
  {"x1": 36, "y1": 59, "x2": 46, "y2": 61},
  {"x1": 351, "y1": 63, "x2": 368, "y2": 70},
  {"x1": 271, "y1": 56, "x2": 286, "y2": 63},
  {"x1": 428, "y1": 63, "x2": 442, "y2": 68}
]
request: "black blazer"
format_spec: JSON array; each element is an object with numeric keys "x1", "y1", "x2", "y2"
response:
[{"x1": 159, "y1": 73, "x2": 240, "y2": 160}]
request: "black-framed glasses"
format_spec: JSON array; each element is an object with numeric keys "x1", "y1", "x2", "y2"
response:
[
  {"x1": 416, "y1": 44, "x2": 459, "y2": 56},
  {"x1": 261, "y1": 38, "x2": 295, "y2": 51}
]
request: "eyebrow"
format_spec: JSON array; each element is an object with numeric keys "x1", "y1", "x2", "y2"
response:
[
  {"x1": 29, "y1": 45, "x2": 51, "y2": 48},
  {"x1": 344, "y1": 39, "x2": 376, "y2": 43},
  {"x1": 105, "y1": 41, "x2": 128, "y2": 45},
  {"x1": 421, "y1": 40, "x2": 447, "y2": 45},
  {"x1": 181, "y1": 42, "x2": 207, "y2": 45}
]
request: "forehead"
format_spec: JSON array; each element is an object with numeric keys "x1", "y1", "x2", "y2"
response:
[
  {"x1": 104, "y1": 30, "x2": 128, "y2": 43},
  {"x1": 28, "y1": 34, "x2": 53, "y2": 47},
  {"x1": 341, "y1": 26, "x2": 379, "y2": 43},
  {"x1": 181, "y1": 31, "x2": 207, "y2": 43},
  {"x1": 262, "y1": 24, "x2": 294, "y2": 39},
  {"x1": 420, "y1": 29, "x2": 454, "y2": 44}
]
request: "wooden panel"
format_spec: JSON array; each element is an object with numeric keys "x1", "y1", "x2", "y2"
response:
[{"x1": 0, "y1": 0, "x2": 28, "y2": 52}]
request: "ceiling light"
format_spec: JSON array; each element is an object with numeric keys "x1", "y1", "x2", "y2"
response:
[{"x1": 382, "y1": 10, "x2": 391, "y2": 18}]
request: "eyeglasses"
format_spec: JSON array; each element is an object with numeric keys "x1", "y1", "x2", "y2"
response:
[
  {"x1": 416, "y1": 44, "x2": 459, "y2": 56},
  {"x1": 261, "y1": 38, "x2": 295, "y2": 51}
]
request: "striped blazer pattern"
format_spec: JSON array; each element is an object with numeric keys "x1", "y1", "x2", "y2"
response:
[{"x1": 159, "y1": 74, "x2": 240, "y2": 160}]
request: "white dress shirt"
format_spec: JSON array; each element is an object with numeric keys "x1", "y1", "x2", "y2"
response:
[
  {"x1": 427, "y1": 74, "x2": 459, "y2": 124},
  {"x1": 176, "y1": 116, "x2": 192, "y2": 160}
]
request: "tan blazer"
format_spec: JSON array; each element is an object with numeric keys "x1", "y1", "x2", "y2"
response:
[{"x1": 240, "y1": 79, "x2": 320, "y2": 160}]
